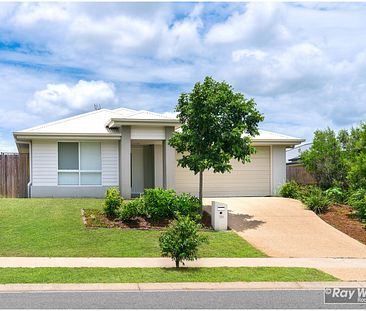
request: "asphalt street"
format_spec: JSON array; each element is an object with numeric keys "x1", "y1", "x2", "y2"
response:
[{"x1": 0, "y1": 290, "x2": 365, "y2": 309}]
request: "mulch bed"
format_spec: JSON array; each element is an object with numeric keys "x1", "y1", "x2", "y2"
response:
[
  {"x1": 320, "y1": 204, "x2": 366, "y2": 245},
  {"x1": 82, "y1": 208, "x2": 212, "y2": 230}
]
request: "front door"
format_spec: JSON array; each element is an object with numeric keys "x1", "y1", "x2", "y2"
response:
[{"x1": 131, "y1": 145, "x2": 155, "y2": 195}]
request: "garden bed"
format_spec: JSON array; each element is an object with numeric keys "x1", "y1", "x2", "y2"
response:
[
  {"x1": 320, "y1": 204, "x2": 366, "y2": 245},
  {"x1": 83, "y1": 208, "x2": 213, "y2": 230}
]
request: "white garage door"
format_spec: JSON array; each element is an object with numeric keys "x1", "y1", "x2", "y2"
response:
[{"x1": 175, "y1": 146, "x2": 271, "y2": 197}]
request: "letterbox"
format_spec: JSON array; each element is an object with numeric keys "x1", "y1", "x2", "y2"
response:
[{"x1": 211, "y1": 201, "x2": 228, "y2": 231}]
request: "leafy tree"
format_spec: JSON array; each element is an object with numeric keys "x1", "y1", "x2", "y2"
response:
[
  {"x1": 168, "y1": 76, "x2": 264, "y2": 209},
  {"x1": 301, "y1": 128, "x2": 347, "y2": 189},
  {"x1": 339, "y1": 123, "x2": 366, "y2": 189},
  {"x1": 159, "y1": 215, "x2": 207, "y2": 268}
]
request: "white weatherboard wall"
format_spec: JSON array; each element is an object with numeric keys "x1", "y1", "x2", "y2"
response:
[
  {"x1": 271, "y1": 145, "x2": 287, "y2": 195},
  {"x1": 31, "y1": 139, "x2": 119, "y2": 197},
  {"x1": 32, "y1": 140, "x2": 58, "y2": 186},
  {"x1": 101, "y1": 141, "x2": 119, "y2": 186}
]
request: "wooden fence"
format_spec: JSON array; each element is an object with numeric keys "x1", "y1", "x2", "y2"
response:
[
  {"x1": 0, "y1": 152, "x2": 29, "y2": 198},
  {"x1": 286, "y1": 164, "x2": 316, "y2": 185}
]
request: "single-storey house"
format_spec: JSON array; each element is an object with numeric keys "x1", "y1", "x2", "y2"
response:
[{"x1": 13, "y1": 107, "x2": 304, "y2": 198}]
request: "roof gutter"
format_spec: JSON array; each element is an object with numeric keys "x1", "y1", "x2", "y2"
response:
[
  {"x1": 106, "y1": 118, "x2": 181, "y2": 128},
  {"x1": 252, "y1": 138, "x2": 305, "y2": 147},
  {"x1": 13, "y1": 132, "x2": 121, "y2": 140}
]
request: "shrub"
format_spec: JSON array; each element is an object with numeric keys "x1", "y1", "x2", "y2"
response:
[
  {"x1": 173, "y1": 193, "x2": 201, "y2": 220},
  {"x1": 279, "y1": 181, "x2": 301, "y2": 199},
  {"x1": 144, "y1": 188, "x2": 176, "y2": 221},
  {"x1": 325, "y1": 186, "x2": 345, "y2": 204},
  {"x1": 302, "y1": 186, "x2": 330, "y2": 214},
  {"x1": 348, "y1": 188, "x2": 366, "y2": 221},
  {"x1": 120, "y1": 200, "x2": 138, "y2": 221},
  {"x1": 120, "y1": 197, "x2": 147, "y2": 221},
  {"x1": 159, "y1": 214, "x2": 207, "y2": 268},
  {"x1": 103, "y1": 187, "x2": 123, "y2": 218}
]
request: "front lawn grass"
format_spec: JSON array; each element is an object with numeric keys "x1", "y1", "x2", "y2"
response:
[
  {"x1": 0, "y1": 198, "x2": 265, "y2": 257},
  {"x1": 0, "y1": 267, "x2": 337, "y2": 283}
]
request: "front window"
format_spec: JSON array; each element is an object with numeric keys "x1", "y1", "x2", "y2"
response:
[{"x1": 58, "y1": 142, "x2": 101, "y2": 185}]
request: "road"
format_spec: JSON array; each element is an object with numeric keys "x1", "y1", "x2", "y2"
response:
[{"x1": 0, "y1": 290, "x2": 365, "y2": 309}]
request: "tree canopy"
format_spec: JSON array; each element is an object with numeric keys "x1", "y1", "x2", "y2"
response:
[{"x1": 169, "y1": 76, "x2": 264, "y2": 205}]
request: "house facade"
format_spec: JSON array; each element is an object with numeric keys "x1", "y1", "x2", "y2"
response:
[{"x1": 13, "y1": 107, "x2": 304, "y2": 199}]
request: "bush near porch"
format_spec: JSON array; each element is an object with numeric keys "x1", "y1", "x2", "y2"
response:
[
  {"x1": 0, "y1": 198, "x2": 265, "y2": 258},
  {"x1": 102, "y1": 188, "x2": 202, "y2": 227}
]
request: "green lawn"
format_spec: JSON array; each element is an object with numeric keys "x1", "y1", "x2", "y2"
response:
[
  {"x1": 0, "y1": 267, "x2": 337, "y2": 283},
  {"x1": 0, "y1": 198, "x2": 265, "y2": 257}
]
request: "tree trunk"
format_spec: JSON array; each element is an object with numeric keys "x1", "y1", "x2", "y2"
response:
[
  {"x1": 199, "y1": 170, "x2": 203, "y2": 214},
  {"x1": 175, "y1": 259, "x2": 180, "y2": 268}
]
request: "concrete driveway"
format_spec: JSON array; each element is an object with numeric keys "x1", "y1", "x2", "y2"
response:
[{"x1": 204, "y1": 197, "x2": 366, "y2": 258}]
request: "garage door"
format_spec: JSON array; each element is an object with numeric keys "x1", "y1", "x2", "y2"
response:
[{"x1": 175, "y1": 146, "x2": 271, "y2": 197}]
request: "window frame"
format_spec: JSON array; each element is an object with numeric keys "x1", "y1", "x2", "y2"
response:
[{"x1": 57, "y1": 141, "x2": 102, "y2": 186}]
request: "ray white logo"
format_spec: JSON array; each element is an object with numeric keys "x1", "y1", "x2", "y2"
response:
[{"x1": 324, "y1": 287, "x2": 366, "y2": 303}]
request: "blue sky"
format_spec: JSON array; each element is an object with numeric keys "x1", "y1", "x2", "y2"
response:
[{"x1": 1, "y1": 2, "x2": 366, "y2": 151}]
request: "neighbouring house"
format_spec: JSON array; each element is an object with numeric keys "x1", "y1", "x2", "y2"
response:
[
  {"x1": 286, "y1": 142, "x2": 312, "y2": 164},
  {"x1": 13, "y1": 107, "x2": 304, "y2": 198}
]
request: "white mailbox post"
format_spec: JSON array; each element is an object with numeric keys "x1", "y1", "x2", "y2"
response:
[{"x1": 211, "y1": 201, "x2": 228, "y2": 231}]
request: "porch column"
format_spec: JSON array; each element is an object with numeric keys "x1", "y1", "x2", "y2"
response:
[
  {"x1": 163, "y1": 126, "x2": 176, "y2": 190},
  {"x1": 154, "y1": 144, "x2": 163, "y2": 188},
  {"x1": 120, "y1": 126, "x2": 131, "y2": 199}
]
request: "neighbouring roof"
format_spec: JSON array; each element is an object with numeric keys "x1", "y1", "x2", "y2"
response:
[
  {"x1": 286, "y1": 142, "x2": 313, "y2": 163},
  {"x1": 13, "y1": 107, "x2": 305, "y2": 146}
]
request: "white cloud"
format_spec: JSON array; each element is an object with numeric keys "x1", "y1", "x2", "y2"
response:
[
  {"x1": 11, "y1": 3, "x2": 70, "y2": 26},
  {"x1": 232, "y1": 49, "x2": 267, "y2": 61},
  {"x1": 1, "y1": 2, "x2": 366, "y2": 146},
  {"x1": 205, "y1": 2, "x2": 291, "y2": 46},
  {"x1": 158, "y1": 4, "x2": 203, "y2": 59},
  {"x1": 27, "y1": 80, "x2": 117, "y2": 116}
]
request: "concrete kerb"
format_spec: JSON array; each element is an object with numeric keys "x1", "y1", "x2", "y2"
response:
[{"x1": 1, "y1": 282, "x2": 366, "y2": 293}]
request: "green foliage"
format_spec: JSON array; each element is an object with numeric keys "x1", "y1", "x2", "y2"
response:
[
  {"x1": 120, "y1": 197, "x2": 147, "y2": 221},
  {"x1": 103, "y1": 187, "x2": 123, "y2": 218},
  {"x1": 347, "y1": 188, "x2": 366, "y2": 221},
  {"x1": 169, "y1": 76, "x2": 264, "y2": 206},
  {"x1": 119, "y1": 197, "x2": 146, "y2": 221},
  {"x1": 159, "y1": 215, "x2": 208, "y2": 268},
  {"x1": 302, "y1": 186, "x2": 331, "y2": 214},
  {"x1": 301, "y1": 128, "x2": 347, "y2": 189},
  {"x1": 143, "y1": 189, "x2": 201, "y2": 222},
  {"x1": 325, "y1": 186, "x2": 345, "y2": 204},
  {"x1": 341, "y1": 123, "x2": 366, "y2": 189},
  {"x1": 144, "y1": 188, "x2": 176, "y2": 221},
  {"x1": 278, "y1": 181, "x2": 301, "y2": 199},
  {"x1": 173, "y1": 193, "x2": 201, "y2": 220}
]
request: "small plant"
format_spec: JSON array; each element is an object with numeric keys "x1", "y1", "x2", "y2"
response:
[
  {"x1": 103, "y1": 187, "x2": 123, "y2": 218},
  {"x1": 302, "y1": 186, "x2": 330, "y2": 214},
  {"x1": 325, "y1": 186, "x2": 345, "y2": 204},
  {"x1": 119, "y1": 197, "x2": 146, "y2": 221},
  {"x1": 144, "y1": 188, "x2": 176, "y2": 221},
  {"x1": 159, "y1": 214, "x2": 207, "y2": 268},
  {"x1": 279, "y1": 181, "x2": 301, "y2": 199},
  {"x1": 119, "y1": 200, "x2": 139, "y2": 222},
  {"x1": 173, "y1": 193, "x2": 201, "y2": 220},
  {"x1": 348, "y1": 188, "x2": 366, "y2": 221}
]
